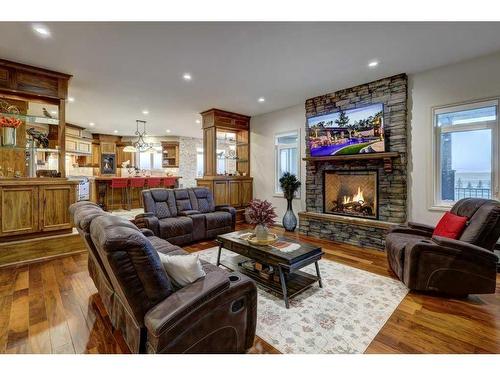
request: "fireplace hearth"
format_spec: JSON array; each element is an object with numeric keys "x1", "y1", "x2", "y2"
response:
[{"x1": 323, "y1": 170, "x2": 378, "y2": 220}]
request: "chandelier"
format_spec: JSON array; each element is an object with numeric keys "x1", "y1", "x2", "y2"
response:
[{"x1": 123, "y1": 120, "x2": 158, "y2": 153}]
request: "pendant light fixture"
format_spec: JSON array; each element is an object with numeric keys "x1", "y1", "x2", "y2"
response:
[{"x1": 123, "y1": 120, "x2": 158, "y2": 153}]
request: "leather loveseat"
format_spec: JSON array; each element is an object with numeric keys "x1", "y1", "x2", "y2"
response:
[
  {"x1": 70, "y1": 201, "x2": 257, "y2": 354},
  {"x1": 386, "y1": 198, "x2": 500, "y2": 296},
  {"x1": 135, "y1": 187, "x2": 236, "y2": 246}
]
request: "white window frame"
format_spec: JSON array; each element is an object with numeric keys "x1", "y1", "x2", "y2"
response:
[
  {"x1": 274, "y1": 130, "x2": 301, "y2": 198},
  {"x1": 431, "y1": 98, "x2": 499, "y2": 210}
]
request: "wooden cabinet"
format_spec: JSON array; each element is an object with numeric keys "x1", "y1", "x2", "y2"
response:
[
  {"x1": 0, "y1": 180, "x2": 77, "y2": 240},
  {"x1": 66, "y1": 136, "x2": 91, "y2": 155},
  {"x1": 91, "y1": 143, "x2": 101, "y2": 166},
  {"x1": 228, "y1": 180, "x2": 240, "y2": 207},
  {"x1": 78, "y1": 140, "x2": 92, "y2": 154},
  {"x1": 240, "y1": 179, "x2": 253, "y2": 206},
  {"x1": 39, "y1": 185, "x2": 75, "y2": 231},
  {"x1": 101, "y1": 142, "x2": 116, "y2": 154},
  {"x1": 66, "y1": 137, "x2": 78, "y2": 152},
  {"x1": 0, "y1": 185, "x2": 39, "y2": 237},
  {"x1": 197, "y1": 177, "x2": 253, "y2": 208},
  {"x1": 161, "y1": 142, "x2": 180, "y2": 167}
]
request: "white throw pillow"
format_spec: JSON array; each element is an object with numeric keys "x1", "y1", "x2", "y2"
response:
[{"x1": 157, "y1": 252, "x2": 206, "y2": 287}]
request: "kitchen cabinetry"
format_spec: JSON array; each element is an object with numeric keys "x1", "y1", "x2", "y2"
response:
[
  {"x1": 0, "y1": 179, "x2": 77, "y2": 241},
  {"x1": 197, "y1": 176, "x2": 253, "y2": 208},
  {"x1": 161, "y1": 141, "x2": 179, "y2": 167},
  {"x1": 101, "y1": 142, "x2": 116, "y2": 154}
]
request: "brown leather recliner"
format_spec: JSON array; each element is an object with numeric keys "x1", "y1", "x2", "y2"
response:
[
  {"x1": 70, "y1": 201, "x2": 257, "y2": 354},
  {"x1": 135, "y1": 187, "x2": 236, "y2": 246},
  {"x1": 386, "y1": 198, "x2": 500, "y2": 295}
]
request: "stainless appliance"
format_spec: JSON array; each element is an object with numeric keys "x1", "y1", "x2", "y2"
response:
[{"x1": 68, "y1": 176, "x2": 90, "y2": 201}]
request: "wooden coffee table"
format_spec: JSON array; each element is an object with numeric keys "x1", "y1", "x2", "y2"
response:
[{"x1": 216, "y1": 230, "x2": 324, "y2": 308}]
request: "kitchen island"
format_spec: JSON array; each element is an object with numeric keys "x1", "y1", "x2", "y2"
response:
[{"x1": 92, "y1": 176, "x2": 181, "y2": 211}]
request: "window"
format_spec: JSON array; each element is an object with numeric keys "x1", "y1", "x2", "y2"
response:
[
  {"x1": 275, "y1": 131, "x2": 300, "y2": 195},
  {"x1": 196, "y1": 147, "x2": 204, "y2": 177},
  {"x1": 433, "y1": 99, "x2": 498, "y2": 207},
  {"x1": 137, "y1": 149, "x2": 163, "y2": 170}
]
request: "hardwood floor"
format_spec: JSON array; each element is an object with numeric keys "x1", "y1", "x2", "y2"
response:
[{"x1": 0, "y1": 224, "x2": 499, "y2": 354}]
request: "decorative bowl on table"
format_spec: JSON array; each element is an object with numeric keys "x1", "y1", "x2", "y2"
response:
[{"x1": 239, "y1": 232, "x2": 278, "y2": 246}]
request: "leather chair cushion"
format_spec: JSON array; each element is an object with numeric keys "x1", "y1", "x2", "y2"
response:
[
  {"x1": 204, "y1": 211, "x2": 232, "y2": 230},
  {"x1": 159, "y1": 217, "x2": 193, "y2": 239},
  {"x1": 189, "y1": 187, "x2": 216, "y2": 213},
  {"x1": 146, "y1": 189, "x2": 177, "y2": 219},
  {"x1": 148, "y1": 236, "x2": 185, "y2": 255},
  {"x1": 386, "y1": 232, "x2": 428, "y2": 279},
  {"x1": 174, "y1": 189, "x2": 194, "y2": 212},
  {"x1": 74, "y1": 206, "x2": 109, "y2": 232}
]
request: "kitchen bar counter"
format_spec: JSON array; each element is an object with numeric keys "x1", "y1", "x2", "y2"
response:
[{"x1": 92, "y1": 176, "x2": 181, "y2": 211}]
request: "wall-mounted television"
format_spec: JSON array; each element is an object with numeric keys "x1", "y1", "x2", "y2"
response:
[{"x1": 307, "y1": 103, "x2": 385, "y2": 157}]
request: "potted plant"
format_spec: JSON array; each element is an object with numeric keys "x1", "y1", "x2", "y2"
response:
[
  {"x1": 279, "y1": 172, "x2": 301, "y2": 231},
  {"x1": 245, "y1": 199, "x2": 277, "y2": 240}
]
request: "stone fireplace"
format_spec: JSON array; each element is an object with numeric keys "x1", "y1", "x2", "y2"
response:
[
  {"x1": 323, "y1": 170, "x2": 378, "y2": 220},
  {"x1": 298, "y1": 74, "x2": 408, "y2": 250}
]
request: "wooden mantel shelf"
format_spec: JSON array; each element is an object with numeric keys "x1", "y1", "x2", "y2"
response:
[
  {"x1": 302, "y1": 152, "x2": 399, "y2": 173},
  {"x1": 298, "y1": 211, "x2": 397, "y2": 230}
]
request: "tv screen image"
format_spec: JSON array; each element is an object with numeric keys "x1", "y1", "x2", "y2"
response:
[{"x1": 307, "y1": 103, "x2": 385, "y2": 156}]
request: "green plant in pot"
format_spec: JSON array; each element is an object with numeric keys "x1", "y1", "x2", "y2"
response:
[{"x1": 279, "y1": 172, "x2": 301, "y2": 231}]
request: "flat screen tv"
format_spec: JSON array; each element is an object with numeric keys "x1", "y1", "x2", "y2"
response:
[{"x1": 307, "y1": 103, "x2": 385, "y2": 157}]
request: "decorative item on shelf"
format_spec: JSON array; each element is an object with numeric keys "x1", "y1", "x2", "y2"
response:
[
  {"x1": 279, "y1": 172, "x2": 301, "y2": 231},
  {"x1": 27, "y1": 127, "x2": 49, "y2": 148},
  {"x1": 0, "y1": 100, "x2": 23, "y2": 147},
  {"x1": 245, "y1": 199, "x2": 277, "y2": 241}
]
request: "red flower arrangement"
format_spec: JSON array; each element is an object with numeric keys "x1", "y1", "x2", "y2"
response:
[
  {"x1": 245, "y1": 199, "x2": 277, "y2": 227},
  {"x1": 0, "y1": 116, "x2": 23, "y2": 129}
]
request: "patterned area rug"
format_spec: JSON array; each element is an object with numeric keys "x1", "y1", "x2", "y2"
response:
[{"x1": 197, "y1": 247, "x2": 408, "y2": 354}]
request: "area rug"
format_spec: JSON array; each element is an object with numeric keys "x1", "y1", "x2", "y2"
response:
[{"x1": 197, "y1": 247, "x2": 408, "y2": 354}]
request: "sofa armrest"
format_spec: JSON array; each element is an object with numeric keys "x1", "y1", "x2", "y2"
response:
[
  {"x1": 178, "y1": 210, "x2": 201, "y2": 216},
  {"x1": 408, "y1": 221, "x2": 435, "y2": 235},
  {"x1": 431, "y1": 236, "x2": 499, "y2": 262},
  {"x1": 215, "y1": 205, "x2": 237, "y2": 230},
  {"x1": 145, "y1": 272, "x2": 230, "y2": 337},
  {"x1": 389, "y1": 225, "x2": 432, "y2": 238},
  {"x1": 135, "y1": 212, "x2": 160, "y2": 237},
  {"x1": 140, "y1": 228, "x2": 155, "y2": 237}
]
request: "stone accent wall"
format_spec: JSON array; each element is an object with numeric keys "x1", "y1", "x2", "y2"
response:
[
  {"x1": 299, "y1": 74, "x2": 408, "y2": 250},
  {"x1": 178, "y1": 136, "x2": 203, "y2": 188}
]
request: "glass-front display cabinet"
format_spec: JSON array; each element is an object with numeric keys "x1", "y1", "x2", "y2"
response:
[{"x1": 0, "y1": 97, "x2": 62, "y2": 178}]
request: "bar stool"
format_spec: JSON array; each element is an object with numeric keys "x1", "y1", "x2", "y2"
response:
[
  {"x1": 129, "y1": 177, "x2": 146, "y2": 209},
  {"x1": 163, "y1": 177, "x2": 177, "y2": 188},
  {"x1": 146, "y1": 177, "x2": 162, "y2": 189},
  {"x1": 108, "y1": 178, "x2": 129, "y2": 212}
]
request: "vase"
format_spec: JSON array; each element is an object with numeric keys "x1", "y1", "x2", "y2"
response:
[
  {"x1": 255, "y1": 224, "x2": 269, "y2": 241},
  {"x1": 282, "y1": 198, "x2": 297, "y2": 232},
  {"x1": 1, "y1": 127, "x2": 16, "y2": 146}
]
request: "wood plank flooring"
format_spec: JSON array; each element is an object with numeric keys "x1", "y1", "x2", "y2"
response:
[{"x1": 0, "y1": 224, "x2": 499, "y2": 354}]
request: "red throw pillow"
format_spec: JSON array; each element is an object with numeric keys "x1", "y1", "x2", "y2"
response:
[{"x1": 432, "y1": 212, "x2": 468, "y2": 239}]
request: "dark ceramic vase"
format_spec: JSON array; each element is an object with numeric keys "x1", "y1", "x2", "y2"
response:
[{"x1": 282, "y1": 198, "x2": 297, "y2": 231}]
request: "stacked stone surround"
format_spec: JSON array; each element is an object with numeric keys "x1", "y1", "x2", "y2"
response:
[{"x1": 299, "y1": 74, "x2": 408, "y2": 250}]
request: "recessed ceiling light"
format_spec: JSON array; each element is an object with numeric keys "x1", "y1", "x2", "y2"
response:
[
  {"x1": 258, "y1": 97, "x2": 265, "y2": 103},
  {"x1": 32, "y1": 24, "x2": 51, "y2": 37},
  {"x1": 368, "y1": 60, "x2": 379, "y2": 68},
  {"x1": 166, "y1": 129, "x2": 171, "y2": 133},
  {"x1": 182, "y1": 73, "x2": 192, "y2": 81},
  {"x1": 142, "y1": 110, "x2": 149, "y2": 115},
  {"x1": 89, "y1": 122, "x2": 95, "y2": 127},
  {"x1": 113, "y1": 130, "x2": 118, "y2": 134},
  {"x1": 195, "y1": 119, "x2": 201, "y2": 124},
  {"x1": 68, "y1": 97, "x2": 75, "y2": 103}
]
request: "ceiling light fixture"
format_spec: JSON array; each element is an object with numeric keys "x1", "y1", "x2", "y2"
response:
[
  {"x1": 113, "y1": 130, "x2": 118, "y2": 134},
  {"x1": 166, "y1": 129, "x2": 171, "y2": 133},
  {"x1": 124, "y1": 120, "x2": 157, "y2": 153},
  {"x1": 368, "y1": 60, "x2": 379, "y2": 68},
  {"x1": 142, "y1": 110, "x2": 149, "y2": 115},
  {"x1": 32, "y1": 24, "x2": 51, "y2": 37},
  {"x1": 195, "y1": 119, "x2": 201, "y2": 124},
  {"x1": 89, "y1": 122, "x2": 95, "y2": 127},
  {"x1": 182, "y1": 73, "x2": 192, "y2": 81},
  {"x1": 68, "y1": 97, "x2": 75, "y2": 103},
  {"x1": 258, "y1": 97, "x2": 265, "y2": 103}
]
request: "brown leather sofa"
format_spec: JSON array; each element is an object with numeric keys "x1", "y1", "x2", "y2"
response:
[
  {"x1": 70, "y1": 201, "x2": 257, "y2": 354},
  {"x1": 135, "y1": 187, "x2": 236, "y2": 246},
  {"x1": 386, "y1": 198, "x2": 500, "y2": 295}
]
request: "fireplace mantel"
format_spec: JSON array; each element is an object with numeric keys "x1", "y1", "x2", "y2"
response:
[
  {"x1": 298, "y1": 211, "x2": 395, "y2": 230},
  {"x1": 302, "y1": 152, "x2": 399, "y2": 173}
]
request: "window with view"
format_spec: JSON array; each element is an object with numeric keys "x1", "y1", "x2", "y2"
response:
[
  {"x1": 433, "y1": 100, "x2": 498, "y2": 206},
  {"x1": 275, "y1": 131, "x2": 299, "y2": 195}
]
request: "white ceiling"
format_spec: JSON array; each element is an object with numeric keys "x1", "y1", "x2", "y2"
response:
[{"x1": 1, "y1": 22, "x2": 500, "y2": 138}]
